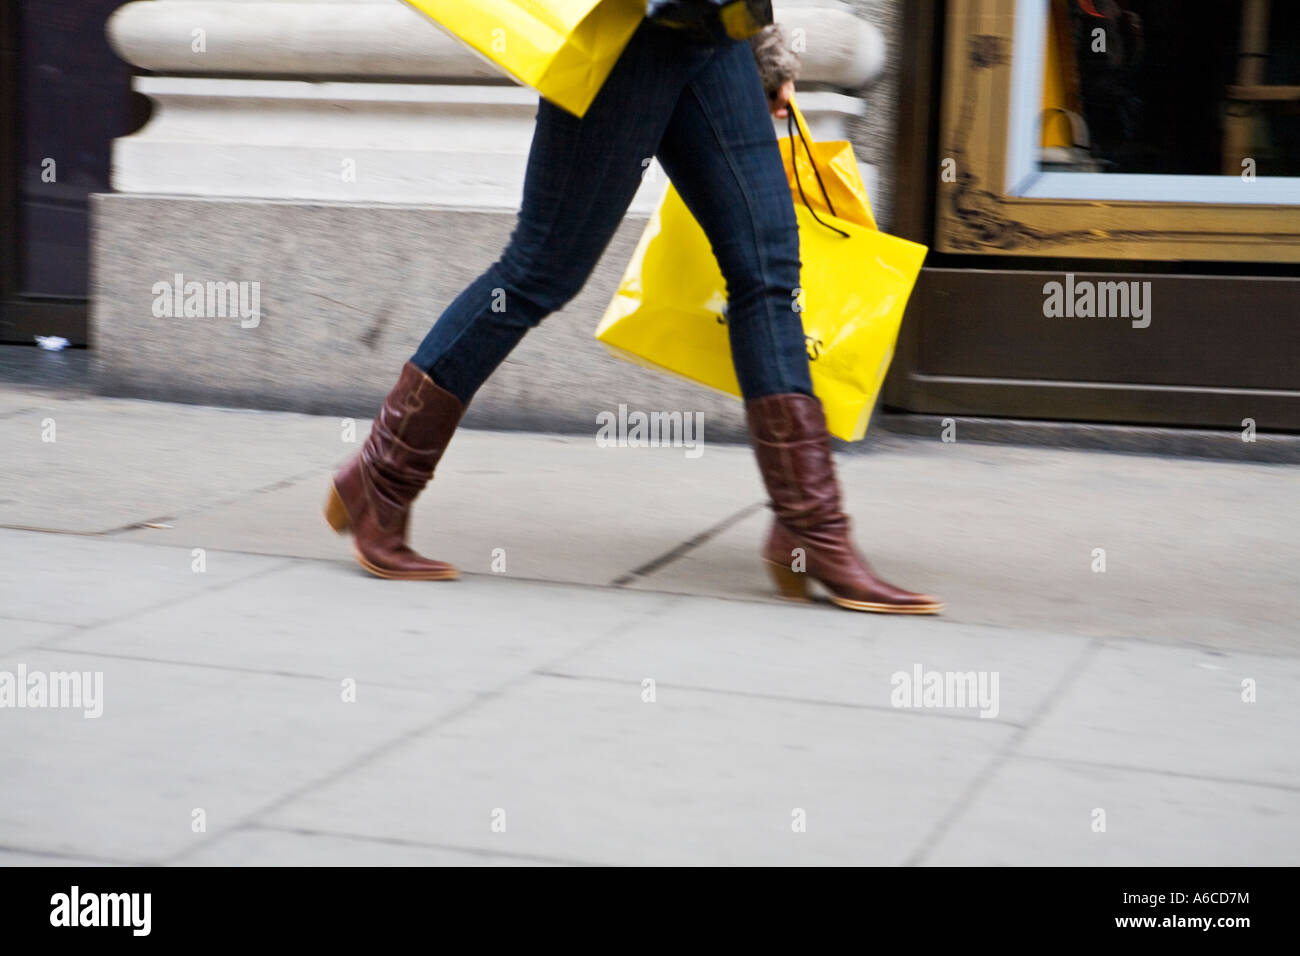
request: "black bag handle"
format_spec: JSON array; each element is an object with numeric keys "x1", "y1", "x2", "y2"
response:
[{"x1": 787, "y1": 107, "x2": 850, "y2": 238}]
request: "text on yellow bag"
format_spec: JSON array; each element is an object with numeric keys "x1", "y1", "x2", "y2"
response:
[{"x1": 596, "y1": 102, "x2": 928, "y2": 441}]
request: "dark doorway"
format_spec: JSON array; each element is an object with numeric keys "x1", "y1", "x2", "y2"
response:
[{"x1": 1, "y1": 0, "x2": 138, "y2": 344}]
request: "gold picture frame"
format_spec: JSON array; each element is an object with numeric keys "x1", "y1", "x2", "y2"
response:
[{"x1": 936, "y1": 0, "x2": 1300, "y2": 263}]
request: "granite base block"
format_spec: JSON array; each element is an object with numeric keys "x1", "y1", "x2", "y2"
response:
[{"x1": 89, "y1": 194, "x2": 751, "y2": 440}]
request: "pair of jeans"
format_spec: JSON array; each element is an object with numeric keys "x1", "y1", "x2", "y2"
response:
[{"x1": 411, "y1": 17, "x2": 812, "y2": 404}]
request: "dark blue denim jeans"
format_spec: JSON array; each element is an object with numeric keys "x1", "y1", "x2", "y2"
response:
[{"x1": 411, "y1": 17, "x2": 812, "y2": 404}]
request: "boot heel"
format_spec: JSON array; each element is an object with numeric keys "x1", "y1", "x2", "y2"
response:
[
  {"x1": 766, "y1": 560, "x2": 810, "y2": 602},
  {"x1": 324, "y1": 484, "x2": 351, "y2": 533}
]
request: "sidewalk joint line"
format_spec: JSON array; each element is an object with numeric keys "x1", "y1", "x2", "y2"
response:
[
  {"x1": 154, "y1": 592, "x2": 681, "y2": 866},
  {"x1": 232, "y1": 822, "x2": 602, "y2": 867},
  {"x1": 0, "y1": 464, "x2": 333, "y2": 538},
  {"x1": 535, "y1": 669, "x2": 1029, "y2": 728},
  {"x1": 609, "y1": 501, "x2": 766, "y2": 587},
  {"x1": 0, "y1": 405, "x2": 42, "y2": 421},
  {"x1": 43, "y1": 557, "x2": 299, "y2": 642},
  {"x1": 0, "y1": 842, "x2": 135, "y2": 866},
  {"x1": 38, "y1": 645, "x2": 363, "y2": 684},
  {"x1": 1016, "y1": 752, "x2": 1300, "y2": 794},
  {"x1": 900, "y1": 636, "x2": 1104, "y2": 867},
  {"x1": 101, "y1": 464, "x2": 335, "y2": 536}
]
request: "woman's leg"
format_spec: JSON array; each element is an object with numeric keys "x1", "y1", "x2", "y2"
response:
[
  {"x1": 411, "y1": 22, "x2": 718, "y2": 404},
  {"x1": 654, "y1": 38, "x2": 811, "y2": 401},
  {"x1": 656, "y1": 40, "x2": 942, "y2": 613},
  {"x1": 327, "y1": 21, "x2": 718, "y2": 579}
]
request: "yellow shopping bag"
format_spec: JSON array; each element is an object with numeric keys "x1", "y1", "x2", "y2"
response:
[
  {"x1": 779, "y1": 103, "x2": 877, "y2": 230},
  {"x1": 401, "y1": 0, "x2": 645, "y2": 118},
  {"x1": 596, "y1": 102, "x2": 928, "y2": 441}
]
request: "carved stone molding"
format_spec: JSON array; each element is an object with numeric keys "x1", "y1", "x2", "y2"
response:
[{"x1": 106, "y1": 1, "x2": 886, "y2": 204}]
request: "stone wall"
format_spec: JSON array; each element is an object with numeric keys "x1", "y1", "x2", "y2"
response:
[
  {"x1": 841, "y1": 0, "x2": 903, "y2": 230},
  {"x1": 92, "y1": 0, "x2": 908, "y2": 438}
]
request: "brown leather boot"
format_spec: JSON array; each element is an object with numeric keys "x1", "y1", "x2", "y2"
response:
[
  {"x1": 323, "y1": 362, "x2": 463, "y2": 580},
  {"x1": 747, "y1": 393, "x2": 943, "y2": 614}
]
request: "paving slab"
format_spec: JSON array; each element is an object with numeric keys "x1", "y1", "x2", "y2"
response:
[
  {"x1": 922, "y1": 757, "x2": 1300, "y2": 866},
  {"x1": 8, "y1": 387, "x2": 1292, "y2": 653},
  {"x1": 548, "y1": 597, "x2": 1089, "y2": 725},
  {"x1": 265, "y1": 673, "x2": 1015, "y2": 866},
  {"x1": 0, "y1": 396, "x2": 351, "y2": 533},
  {"x1": 118, "y1": 430, "x2": 765, "y2": 587},
  {"x1": 0, "y1": 648, "x2": 469, "y2": 863},
  {"x1": 0, "y1": 348, "x2": 91, "y2": 395},
  {"x1": 631, "y1": 441, "x2": 1300, "y2": 653},
  {"x1": 1017, "y1": 641, "x2": 1300, "y2": 789},
  {"x1": 0, "y1": 618, "x2": 74, "y2": 656},
  {"x1": 0, "y1": 530, "x2": 289, "y2": 628},
  {"x1": 0, "y1": 850, "x2": 124, "y2": 866},
  {"x1": 175, "y1": 827, "x2": 567, "y2": 866},
  {"x1": 1, "y1": 381, "x2": 1295, "y2": 866},
  {"x1": 0, "y1": 395, "x2": 42, "y2": 419},
  {"x1": 50, "y1": 557, "x2": 676, "y2": 694}
]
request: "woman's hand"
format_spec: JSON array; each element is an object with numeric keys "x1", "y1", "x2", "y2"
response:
[{"x1": 769, "y1": 80, "x2": 795, "y2": 119}]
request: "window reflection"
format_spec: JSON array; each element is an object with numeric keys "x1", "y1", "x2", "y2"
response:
[{"x1": 1041, "y1": 0, "x2": 1300, "y2": 177}]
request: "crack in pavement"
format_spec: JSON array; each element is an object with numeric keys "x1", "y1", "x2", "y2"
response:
[
  {"x1": 608, "y1": 501, "x2": 766, "y2": 587},
  {"x1": 0, "y1": 464, "x2": 334, "y2": 537}
]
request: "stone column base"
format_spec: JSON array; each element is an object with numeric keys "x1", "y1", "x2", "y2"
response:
[{"x1": 90, "y1": 194, "x2": 755, "y2": 438}]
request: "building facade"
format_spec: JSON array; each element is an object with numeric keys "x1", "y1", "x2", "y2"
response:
[{"x1": 3, "y1": 0, "x2": 1297, "y2": 433}]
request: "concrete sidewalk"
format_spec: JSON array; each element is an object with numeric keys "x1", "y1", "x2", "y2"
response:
[{"x1": 1, "y1": 381, "x2": 1297, "y2": 865}]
